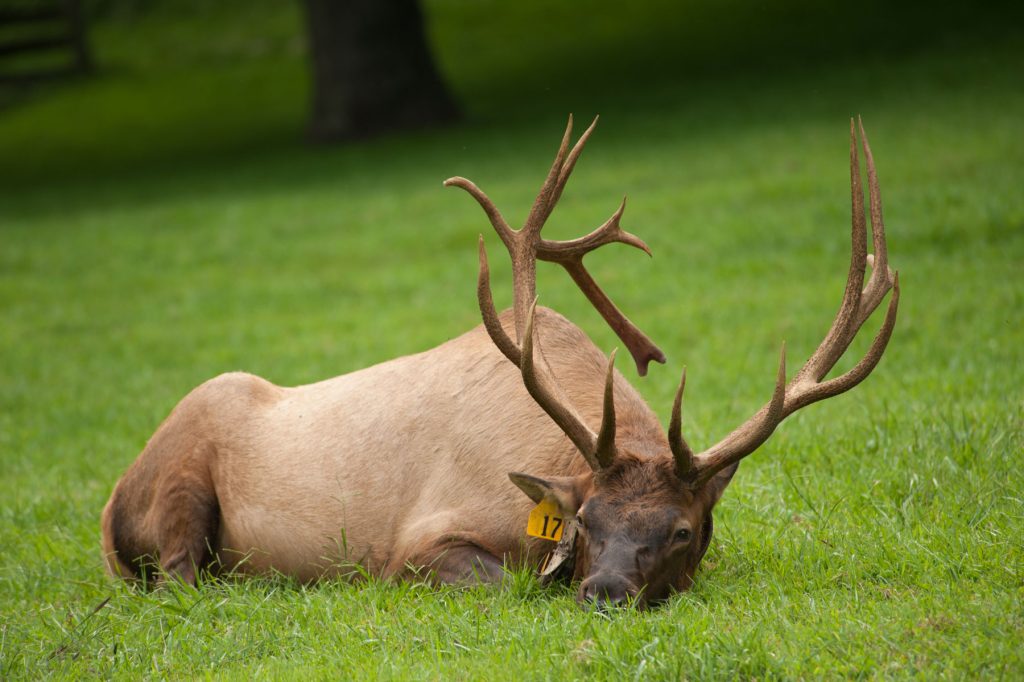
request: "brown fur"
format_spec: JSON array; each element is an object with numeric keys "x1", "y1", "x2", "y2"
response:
[
  {"x1": 557, "y1": 452, "x2": 732, "y2": 606},
  {"x1": 101, "y1": 307, "x2": 677, "y2": 586},
  {"x1": 104, "y1": 119, "x2": 893, "y2": 608}
]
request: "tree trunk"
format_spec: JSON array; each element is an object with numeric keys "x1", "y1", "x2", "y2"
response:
[{"x1": 301, "y1": 0, "x2": 459, "y2": 142}]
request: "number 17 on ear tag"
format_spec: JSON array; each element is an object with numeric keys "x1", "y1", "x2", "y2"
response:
[{"x1": 527, "y1": 499, "x2": 565, "y2": 541}]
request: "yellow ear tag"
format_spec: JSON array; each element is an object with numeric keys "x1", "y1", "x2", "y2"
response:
[{"x1": 526, "y1": 498, "x2": 565, "y2": 541}]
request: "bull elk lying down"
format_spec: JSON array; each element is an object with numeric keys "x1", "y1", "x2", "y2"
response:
[{"x1": 102, "y1": 117, "x2": 898, "y2": 608}]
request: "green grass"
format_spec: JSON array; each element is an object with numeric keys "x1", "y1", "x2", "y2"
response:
[{"x1": 1, "y1": 1, "x2": 1022, "y2": 678}]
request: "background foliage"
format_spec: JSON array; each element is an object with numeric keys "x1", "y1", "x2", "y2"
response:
[{"x1": 1, "y1": 0, "x2": 1021, "y2": 678}]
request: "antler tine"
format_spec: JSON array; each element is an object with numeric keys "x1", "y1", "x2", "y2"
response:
[
  {"x1": 476, "y1": 236, "x2": 521, "y2": 365},
  {"x1": 669, "y1": 368, "x2": 695, "y2": 479},
  {"x1": 856, "y1": 116, "x2": 894, "y2": 323},
  {"x1": 524, "y1": 115, "x2": 575, "y2": 237},
  {"x1": 593, "y1": 349, "x2": 619, "y2": 469},
  {"x1": 794, "y1": 118, "x2": 869, "y2": 384},
  {"x1": 680, "y1": 121, "x2": 898, "y2": 488},
  {"x1": 520, "y1": 299, "x2": 607, "y2": 471},
  {"x1": 539, "y1": 197, "x2": 652, "y2": 259},
  {"x1": 546, "y1": 116, "x2": 600, "y2": 218},
  {"x1": 861, "y1": 117, "x2": 887, "y2": 278},
  {"x1": 444, "y1": 177, "x2": 515, "y2": 251}
]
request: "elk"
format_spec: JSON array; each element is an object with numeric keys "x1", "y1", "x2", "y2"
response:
[{"x1": 101, "y1": 116, "x2": 898, "y2": 608}]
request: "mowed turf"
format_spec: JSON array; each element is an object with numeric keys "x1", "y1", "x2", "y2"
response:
[{"x1": 0, "y1": 2, "x2": 1022, "y2": 679}]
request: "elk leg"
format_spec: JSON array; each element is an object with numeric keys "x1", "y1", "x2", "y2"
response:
[
  {"x1": 407, "y1": 540, "x2": 506, "y2": 585},
  {"x1": 151, "y1": 476, "x2": 220, "y2": 585},
  {"x1": 101, "y1": 486, "x2": 152, "y2": 581}
]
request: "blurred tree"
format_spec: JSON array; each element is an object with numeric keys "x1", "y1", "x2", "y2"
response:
[
  {"x1": 0, "y1": 0, "x2": 93, "y2": 81},
  {"x1": 301, "y1": 0, "x2": 459, "y2": 142}
]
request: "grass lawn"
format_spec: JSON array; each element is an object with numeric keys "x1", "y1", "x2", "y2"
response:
[{"x1": 1, "y1": 1, "x2": 1022, "y2": 678}]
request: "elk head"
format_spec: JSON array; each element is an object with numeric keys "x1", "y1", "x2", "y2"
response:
[{"x1": 446, "y1": 115, "x2": 898, "y2": 608}]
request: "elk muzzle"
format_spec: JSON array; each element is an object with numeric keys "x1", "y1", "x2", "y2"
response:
[
  {"x1": 578, "y1": 573, "x2": 642, "y2": 608},
  {"x1": 576, "y1": 538, "x2": 647, "y2": 609}
]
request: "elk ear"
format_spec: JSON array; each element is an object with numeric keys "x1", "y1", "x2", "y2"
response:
[
  {"x1": 706, "y1": 461, "x2": 739, "y2": 508},
  {"x1": 508, "y1": 472, "x2": 588, "y2": 516}
]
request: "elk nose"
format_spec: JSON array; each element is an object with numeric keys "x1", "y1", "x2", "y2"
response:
[{"x1": 579, "y1": 575, "x2": 636, "y2": 609}]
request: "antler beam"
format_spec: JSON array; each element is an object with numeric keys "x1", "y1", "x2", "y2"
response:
[
  {"x1": 445, "y1": 115, "x2": 666, "y2": 376},
  {"x1": 672, "y1": 118, "x2": 900, "y2": 488},
  {"x1": 449, "y1": 115, "x2": 651, "y2": 471}
]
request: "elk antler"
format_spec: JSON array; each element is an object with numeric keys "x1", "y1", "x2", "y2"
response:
[
  {"x1": 447, "y1": 115, "x2": 658, "y2": 471},
  {"x1": 671, "y1": 118, "x2": 900, "y2": 488},
  {"x1": 445, "y1": 115, "x2": 666, "y2": 377}
]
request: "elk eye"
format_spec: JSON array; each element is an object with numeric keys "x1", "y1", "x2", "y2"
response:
[{"x1": 674, "y1": 528, "x2": 692, "y2": 543}]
